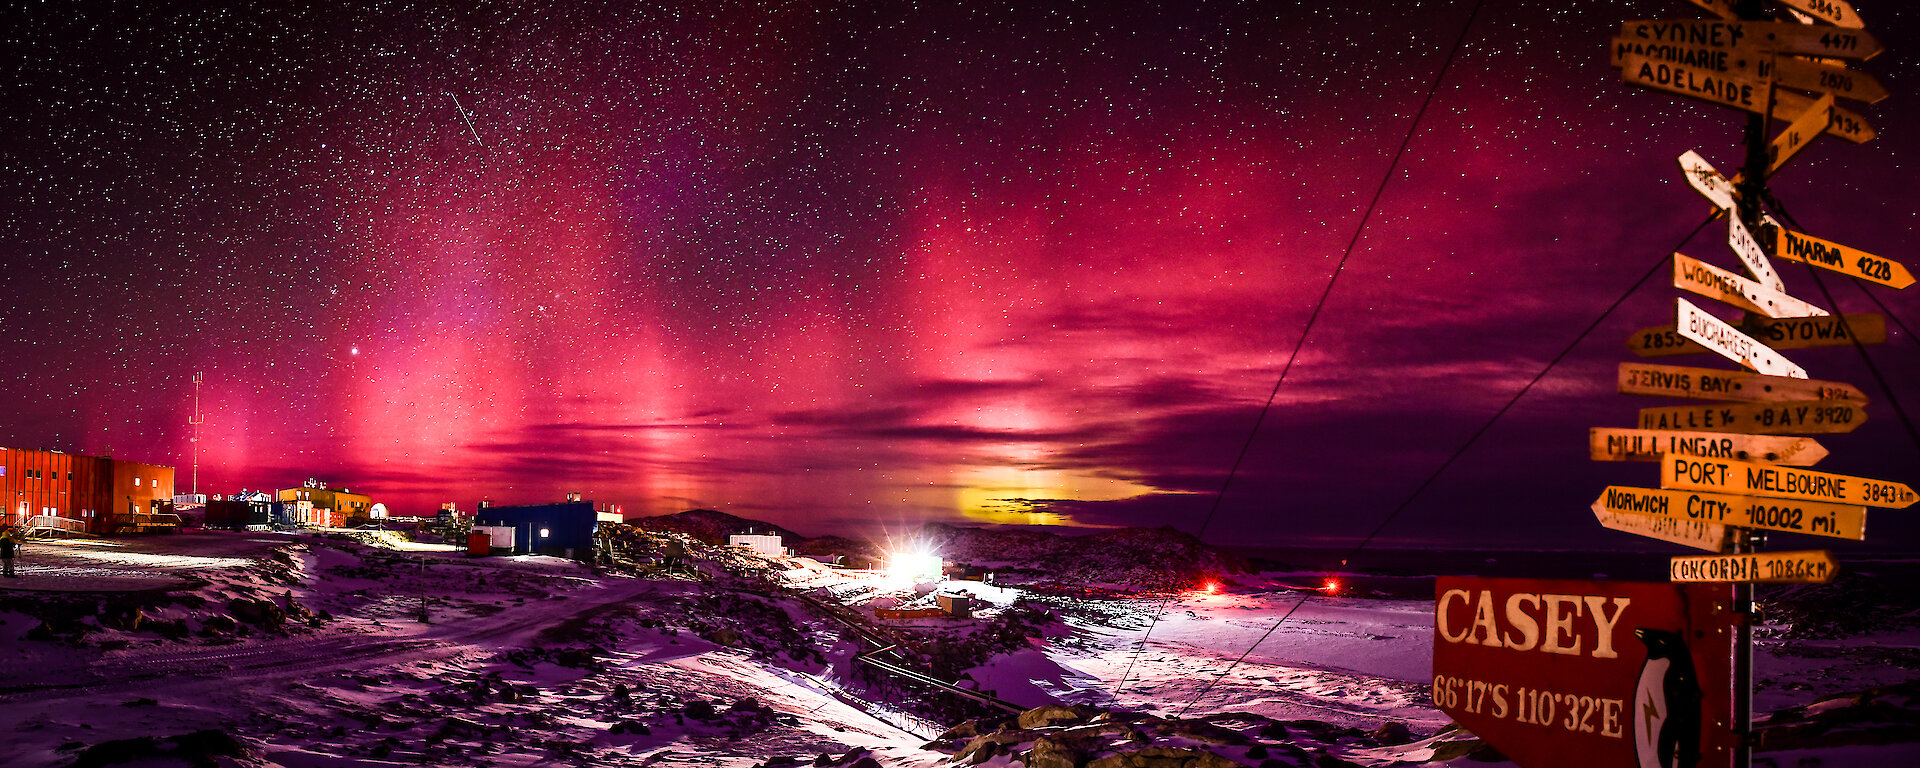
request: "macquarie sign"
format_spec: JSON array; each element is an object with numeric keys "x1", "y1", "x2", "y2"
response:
[{"x1": 1433, "y1": 576, "x2": 1736, "y2": 768}]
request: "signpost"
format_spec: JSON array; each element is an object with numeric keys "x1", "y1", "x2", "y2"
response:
[
  {"x1": 1674, "y1": 298, "x2": 1806, "y2": 378},
  {"x1": 1628, "y1": 312, "x2": 1886, "y2": 357},
  {"x1": 1766, "y1": 92, "x2": 1833, "y2": 174},
  {"x1": 1763, "y1": 223, "x2": 1915, "y2": 289},
  {"x1": 1593, "y1": 485, "x2": 1866, "y2": 541},
  {"x1": 1589, "y1": 427, "x2": 1827, "y2": 466},
  {"x1": 1636, "y1": 400, "x2": 1865, "y2": 434},
  {"x1": 1775, "y1": 0, "x2": 1864, "y2": 29},
  {"x1": 1617, "y1": 362, "x2": 1866, "y2": 403},
  {"x1": 1670, "y1": 550, "x2": 1838, "y2": 584},
  {"x1": 1592, "y1": 505, "x2": 1730, "y2": 551},
  {"x1": 1672, "y1": 251, "x2": 1824, "y2": 318},
  {"x1": 1618, "y1": 54, "x2": 1875, "y2": 143},
  {"x1": 1617, "y1": 20, "x2": 1881, "y2": 61},
  {"x1": 1679, "y1": 150, "x2": 1738, "y2": 212},
  {"x1": 1727, "y1": 216, "x2": 1783, "y2": 292},
  {"x1": 1456, "y1": 6, "x2": 1907, "y2": 767},
  {"x1": 1433, "y1": 577, "x2": 1737, "y2": 768},
  {"x1": 1608, "y1": 40, "x2": 1887, "y2": 104},
  {"x1": 1660, "y1": 456, "x2": 1918, "y2": 509}
]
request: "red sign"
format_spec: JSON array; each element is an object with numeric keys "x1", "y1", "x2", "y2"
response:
[{"x1": 1433, "y1": 577, "x2": 1736, "y2": 768}]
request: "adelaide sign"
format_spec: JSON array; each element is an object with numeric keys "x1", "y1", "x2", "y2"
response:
[{"x1": 1433, "y1": 577, "x2": 1736, "y2": 768}]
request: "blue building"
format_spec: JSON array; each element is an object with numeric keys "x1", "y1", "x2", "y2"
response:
[{"x1": 474, "y1": 500, "x2": 608, "y2": 557}]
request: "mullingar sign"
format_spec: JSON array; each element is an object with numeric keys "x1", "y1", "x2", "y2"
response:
[{"x1": 1433, "y1": 576, "x2": 1737, "y2": 768}]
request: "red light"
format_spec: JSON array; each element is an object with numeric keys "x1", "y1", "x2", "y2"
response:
[
  {"x1": 1321, "y1": 578, "x2": 1341, "y2": 595},
  {"x1": 1203, "y1": 581, "x2": 1219, "y2": 594}
]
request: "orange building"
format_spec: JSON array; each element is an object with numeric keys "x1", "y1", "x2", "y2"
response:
[{"x1": 0, "y1": 447, "x2": 176, "y2": 535}]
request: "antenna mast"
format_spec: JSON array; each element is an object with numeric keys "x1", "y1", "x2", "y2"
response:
[{"x1": 189, "y1": 371, "x2": 205, "y2": 495}]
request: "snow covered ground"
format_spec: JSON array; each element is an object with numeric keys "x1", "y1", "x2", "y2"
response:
[{"x1": 2, "y1": 532, "x2": 1915, "y2": 767}]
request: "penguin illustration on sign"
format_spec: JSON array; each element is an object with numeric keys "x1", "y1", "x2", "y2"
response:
[{"x1": 1633, "y1": 627, "x2": 1702, "y2": 768}]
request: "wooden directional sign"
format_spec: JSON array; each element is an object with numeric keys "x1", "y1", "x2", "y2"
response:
[
  {"x1": 1661, "y1": 455, "x2": 1918, "y2": 508},
  {"x1": 1591, "y1": 427, "x2": 1828, "y2": 466},
  {"x1": 1618, "y1": 362, "x2": 1866, "y2": 403},
  {"x1": 1593, "y1": 504, "x2": 1732, "y2": 551},
  {"x1": 1775, "y1": 0, "x2": 1866, "y2": 30},
  {"x1": 1618, "y1": 54, "x2": 1873, "y2": 142},
  {"x1": 1619, "y1": 53, "x2": 1769, "y2": 115},
  {"x1": 1609, "y1": 39, "x2": 1887, "y2": 104},
  {"x1": 1768, "y1": 92, "x2": 1833, "y2": 174},
  {"x1": 1678, "y1": 150, "x2": 1738, "y2": 213},
  {"x1": 1619, "y1": 20, "x2": 1880, "y2": 61},
  {"x1": 1727, "y1": 216, "x2": 1784, "y2": 292},
  {"x1": 1772, "y1": 56, "x2": 1888, "y2": 104},
  {"x1": 1595, "y1": 485, "x2": 1866, "y2": 541},
  {"x1": 1671, "y1": 550, "x2": 1838, "y2": 584},
  {"x1": 1685, "y1": 0, "x2": 1737, "y2": 22},
  {"x1": 1639, "y1": 400, "x2": 1865, "y2": 435},
  {"x1": 1628, "y1": 313, "x2": 1885, "y2": 357},
  {"x1": 1773, "y1": 89, "x2": 1874, "y2": 143},
  {"x1": 1765, "y1": 223, "x2": 1915, "y2": 289},
  {"x1": 1676, "y1": 298, "x2": 1805, "y2": 378},
  {"x1": 1674, "y1": 252, "x2": 1824, "y2": 318}
]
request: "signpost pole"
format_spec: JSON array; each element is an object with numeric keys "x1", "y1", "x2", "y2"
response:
[{"x1": 1727, "y1": 4, "x2": 1769, "y2": 764}]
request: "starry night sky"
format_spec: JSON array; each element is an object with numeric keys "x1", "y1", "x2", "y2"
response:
[{"x1": 4, "y1": 0, "x2": 1917, "y2": 551}]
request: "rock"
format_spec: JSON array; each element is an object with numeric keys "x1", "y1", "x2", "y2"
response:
[
  {"x1": 1369, "y1": 721, "x2": 1412, "y2": 745},
  {"x1": 1019, "y1": 704, "x2": 1090, "y2": 730},
  {"x1": 609, "y1": 720, "x2": 650, "y2": 735},
  {"x1": 684, "y1": 700, "x2": 718, "y2": 720},
  {"x1": 954, "y1": 730, "x2": 1042, "y2": 764},
  {"x1": 198, "y1": 614, "x2": 237, "y2": 636},
  {"x1": 1166, "y1": 719, "x2": 1250, "y2": 747},
  {"x1": 612, "y1": 683, "x2": 631, "y2": 702},
  {"x1": 227, "y1": 598, "x2": 285, "y2": 630},
  {"x1": 1085, "y1": 746, "x2": 1240, "y2": 768},
  {"x1": 1025, "y1": 736, "x2": 1084, "y2": 768}
]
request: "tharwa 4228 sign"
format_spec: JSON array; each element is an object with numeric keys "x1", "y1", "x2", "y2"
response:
[{"x1": 1433, "y1": 576, "x2": 1736, "y2": 768}]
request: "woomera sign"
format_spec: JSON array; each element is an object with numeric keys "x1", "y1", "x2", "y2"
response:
[
  {"x1": 1672, "y1": 251, "x2": 1823, "y2": 318},
  {"x1": 1433, "y1": 577, "x2": 1736, "y2": 768}
]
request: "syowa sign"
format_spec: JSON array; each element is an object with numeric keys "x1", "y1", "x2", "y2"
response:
[{"x1": 1433, "y1": 576, "x2": 1737, "y2": 768}]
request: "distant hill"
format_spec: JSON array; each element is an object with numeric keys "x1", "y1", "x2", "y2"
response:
[
  {"x1": 627, "y1": 509, "x2": 804, "y2": 545},
  {"x1": 627, "y1": 511, "x2": 1248, "y2": 588},
  {"x1": 912, "y1": 522, "x2": 1249, "y2": 590}
]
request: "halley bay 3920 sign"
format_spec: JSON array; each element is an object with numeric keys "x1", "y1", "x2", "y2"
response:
[{"x1": 1433, "y1": 577, "x2": 1736, "y2": 768}]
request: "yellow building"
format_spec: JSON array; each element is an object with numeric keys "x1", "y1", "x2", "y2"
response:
[{"x1": 277, "y1": 479, "x2": 373, "y2": 527}]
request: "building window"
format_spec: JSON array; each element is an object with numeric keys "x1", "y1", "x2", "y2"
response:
[{"x1": 134, "y1": 477, "x2": 142, "y2": 486}]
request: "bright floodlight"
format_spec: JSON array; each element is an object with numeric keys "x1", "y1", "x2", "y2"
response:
[{"x1": 886, "y1": 548, "x2": 943, "y2": 583}]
